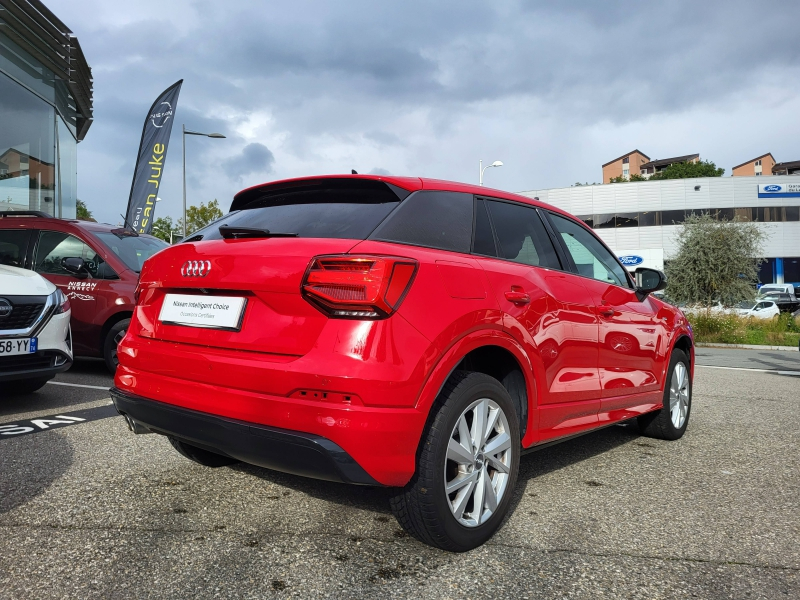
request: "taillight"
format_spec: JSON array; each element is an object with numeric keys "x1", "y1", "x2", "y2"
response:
[{"x1": 302, "y1": 255, "x2": 418, "y2": 319}]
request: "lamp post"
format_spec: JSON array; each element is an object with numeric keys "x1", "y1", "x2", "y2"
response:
[
  {"x1": 182, "y1": 125, "x2": 226, "y2": 238},
  {"x1": 479, "y1": 160, "x2": 503, "y2": 186}
]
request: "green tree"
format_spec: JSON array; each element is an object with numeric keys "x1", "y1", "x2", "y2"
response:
[
  {"x1": 76, "y1": 199, "x2": 95, "y2": 221},
  {"x1": 650, "y1": 160, "x2": 725, "y2": 180},
  {"x1": 665, "y1": 214, "x2": 765, "y2": 307},
  {"x1": 609, "y1": 173, "x2": 646, "y2": 183},
  {"x1": 152, "y1": 216, "x2": 180, "y2": 243},
  {"x1": 178, "y1": 199, "x2": 224, "y2": 236}
]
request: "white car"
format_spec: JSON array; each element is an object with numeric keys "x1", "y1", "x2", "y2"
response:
[
  {"x1": 735, "y1": 300, "x2": 780, "y2": 320},
  {"x1": 1, "y1": 264, "x2": 73, "y2": 395}
]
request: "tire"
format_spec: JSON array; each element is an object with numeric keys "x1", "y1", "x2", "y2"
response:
[
  {"x1": 3, "y1": 376, "x2": 50, "y2": 396},
  {"x1": 103, "y1": 319, "x2": 130, "y2": 374},
  {"x1": 390, "y1": 371, "x2": 521, "y2": 551},
  {"x1": 638, "y1": 349, "x2": 691, "y2": 440},
  {"x1": 168, "y1": 436, "x2": 240, "y2": 468}
]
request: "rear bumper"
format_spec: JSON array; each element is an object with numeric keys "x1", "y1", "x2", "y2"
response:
[{"x1": 111, "y1": 388, "x2": 381, "y2": 485}]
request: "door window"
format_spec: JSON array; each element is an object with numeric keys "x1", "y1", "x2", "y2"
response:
[
  {"x1": 484, "y1": 200, "x2": 561, "y2": 269},
  {"x1": 548, "y1": 213, "x2": 631, "y2": 288},
  {"x1": 34, "y1": 230, "x2": 113, "y2": 279},
  {"x1": 0, "y1": 229, "x2": 32, "y2": 268}
]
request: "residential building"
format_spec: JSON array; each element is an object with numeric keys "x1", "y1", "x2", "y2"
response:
[
  {"x1": 519, "y1": 176, "x2": 800, "y2": 286},
  {"x1": 638, "y1": 154, "x2": 699, "y2": 179},
  {"x1": 601, "y1": 150, "x2": 650, "y2": 183},
  {"x1": 0, "y1": 0, "x2": 93, "y2": 219},
  {"x1": 732, "y1": 153, "x2": 776, "y2": 177},
  {"x1": 772, "y1": 160, "x2": 800, "y2": 176}
]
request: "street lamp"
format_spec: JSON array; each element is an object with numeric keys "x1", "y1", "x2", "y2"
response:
[
  {"x1": 479, "y1": 160, "x2": 503, "y2": 186},
  {"x1": 183, "y1": 125, "x2": 226, "y2": 238}
]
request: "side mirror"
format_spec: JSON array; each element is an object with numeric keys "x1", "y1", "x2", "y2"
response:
[
  {"x1": 634, "y1": 267, "x2": 666, "y2": 300},
  {"x1": 61, "y1": 257, "x2": 87, "y2": 275}
]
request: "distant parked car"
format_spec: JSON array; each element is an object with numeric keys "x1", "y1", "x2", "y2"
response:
[
  {"x1": 1, "y1": 264, "x2": 72, "y2": 395},
  {"x1": 758, "y1": 284, "x2": 796, "y2": 300},
  {"x1": 735, "y1": 300, "x2": 780, "y2": 319},
  {"x1": 0, "y1": 211, "x2": 168, "y2": 372}
]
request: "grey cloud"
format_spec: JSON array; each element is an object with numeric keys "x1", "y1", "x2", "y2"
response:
[
  {"x1": 45, "y1": 0, "x2": 800, "y2": 225},
  {"x1": 222, "y1": 143, "x2": 275, "y2": 181},
  {"x1": 368, "y1": 168, "x2": 391, "y2": 176}
]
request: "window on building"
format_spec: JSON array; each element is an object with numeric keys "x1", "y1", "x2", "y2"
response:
[
  {"x1": 756, "y1": 172, "x2": 761, "y2": 176},
  {"x1": 755, "y1": 160, "x2": 762, "y2": 166},
  {"x1": 622, "y1": 157, "x2": 629, "y2": 164}
]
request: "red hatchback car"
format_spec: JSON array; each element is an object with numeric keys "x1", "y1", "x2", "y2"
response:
[
  {"x1": 0, "y1": 212, "x2": 167, "y2": 371},
  {"x1": 112, "y1": 176, "x2": 693, "y2": 551}
]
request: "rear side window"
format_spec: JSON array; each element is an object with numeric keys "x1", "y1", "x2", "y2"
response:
[
  {"x1": 194, "y1": 180, "x2": 403, "y2": 242},
  {"x1": 0, "y1": 229, "x2": 32, "y2": 268},
  {"x1": 370, "y1": 191, "x2": 473, "y2": 253},
  {"x1": 485, "y1": 200, "x2": 561, "y2": 269}
]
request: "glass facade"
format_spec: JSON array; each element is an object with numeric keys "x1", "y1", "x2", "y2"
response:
[{"x1": 0, "y1": 24, "x2": 79, "y2": 218}]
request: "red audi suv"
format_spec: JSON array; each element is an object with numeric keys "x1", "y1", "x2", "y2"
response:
[{"x1": 112, "y1": 176, "x2": 693, "y2": 551}]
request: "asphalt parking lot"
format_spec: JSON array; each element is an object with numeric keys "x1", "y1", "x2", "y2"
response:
[{"x1": 1, "y1": 349, "x2": 798, "y2": 599}]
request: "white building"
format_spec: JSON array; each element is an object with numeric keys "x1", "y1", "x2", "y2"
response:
[{"x1": 519, "y1": 176, "x2": 800, "y2": 285}]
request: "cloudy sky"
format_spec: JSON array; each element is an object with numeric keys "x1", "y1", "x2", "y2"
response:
[{"x1": 49, "y1": 0, "x2": 800, "y2": 226}]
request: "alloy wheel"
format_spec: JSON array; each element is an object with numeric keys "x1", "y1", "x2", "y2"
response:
[
  {"x1": 444, "y1": 398, "x2": 513, "y2": 528},
  {"x1": 669, "y1": 362, "x2": 690, "y2": 428}
]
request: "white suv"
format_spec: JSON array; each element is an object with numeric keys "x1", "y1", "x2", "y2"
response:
[{"x1": 1, "y1": 264, "x2": 73, "y2": 395}]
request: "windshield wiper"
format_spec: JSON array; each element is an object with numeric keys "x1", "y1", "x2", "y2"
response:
[{"x1": 218, "y1": 225, "x2": 298, "y2": 240}]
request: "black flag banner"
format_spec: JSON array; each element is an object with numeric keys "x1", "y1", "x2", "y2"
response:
[{"x1": 124, "y1": 80, "x2": 183, "y2": 234}]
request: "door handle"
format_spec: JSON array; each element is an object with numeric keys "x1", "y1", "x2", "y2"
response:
[
  {"x1": 505, "y1": 289, "x2": 530, "y2": 305},
  {"x1": 599, "y1": 308, "x2": 615, "y2": 317}
]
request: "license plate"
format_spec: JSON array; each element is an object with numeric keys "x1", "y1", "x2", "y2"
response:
[
  {"x1": 158, "y1": 294, "x2": 247, "y2": 331},
  {"x1": 0, "y1": 338, "x2": 37, "y2": 356}
]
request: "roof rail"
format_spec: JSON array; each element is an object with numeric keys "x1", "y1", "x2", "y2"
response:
[{"x1": 0, "y1": 211, "x2": 53, "y2": 218}]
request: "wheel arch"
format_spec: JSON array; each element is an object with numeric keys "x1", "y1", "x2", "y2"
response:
[{"x1": 414, "y1": 330, "x2": 539, "y2": 445}]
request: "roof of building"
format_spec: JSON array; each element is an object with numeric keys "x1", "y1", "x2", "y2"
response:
[
  {"x1": 640, "y1": 154, "x2": 699, "y2": 170},
  {"x1": 0, "y1": 0, "x2": 93, "y2": 140},
  {"x1": 732, "y1": 153, "x2": 774, "y2": 171},
  {"x1": 772, "y1": 160, "x2": 800, "y2": 173},
  {"x1": 601, "y1": 149, "x2": 650, "y2": 168}
]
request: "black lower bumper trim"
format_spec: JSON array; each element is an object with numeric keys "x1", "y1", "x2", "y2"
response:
[{"x1": 110, "y1": 388, "x2": 380, "y2": 486}]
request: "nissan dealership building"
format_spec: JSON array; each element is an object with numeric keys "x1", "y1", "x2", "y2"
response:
[{"x1": 520, "y1": 176, "x2": 800, "y2": 286}]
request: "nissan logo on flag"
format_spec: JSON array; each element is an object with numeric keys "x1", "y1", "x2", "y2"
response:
[{"x1": 181, "y1": 260, "x2": 212, "y2": 277}]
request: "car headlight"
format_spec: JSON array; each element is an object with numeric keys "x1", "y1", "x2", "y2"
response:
[{"x1": 53, "y1": 288, "x2": 71, "y2": 315}]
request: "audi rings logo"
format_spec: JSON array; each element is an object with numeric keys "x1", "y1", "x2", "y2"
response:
[{"x1": 181, "y1": 260, "x2": 212, "y2": 277}]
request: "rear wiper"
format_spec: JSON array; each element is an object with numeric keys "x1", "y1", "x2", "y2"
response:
[{"x1": 218, "y1": 225, "x2": 298, "y2": 240}]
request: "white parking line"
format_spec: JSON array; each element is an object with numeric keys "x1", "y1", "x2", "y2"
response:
[
  {"x1": 696, "y1": 365, "x2": 800, "y2": 376},
  {"x1": 46, "y1": 381, "x2": 110, "y2": 391}
]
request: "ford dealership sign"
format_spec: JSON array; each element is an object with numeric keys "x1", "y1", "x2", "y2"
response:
[
  {"x1": 759, "y1": 183, "x2": 800, "y2": 198},
  {"x1": 618, "y1": 255, "x2": 643, "y2": 266}
]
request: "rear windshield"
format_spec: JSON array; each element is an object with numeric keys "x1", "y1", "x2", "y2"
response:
[
  {"x1": 192, "y1": 180, "x2": 404, "y2": 242},
  {"x1": 95, "y1": 233, "x2": 168, "y2": 272}
]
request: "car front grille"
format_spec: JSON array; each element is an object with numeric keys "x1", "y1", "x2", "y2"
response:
[
  {"x1": 0, "y1": 352, "x2": 56, "y2": 373},
  {"x1": 0, "y1": 296, "x2": 47, "y2": 331}
]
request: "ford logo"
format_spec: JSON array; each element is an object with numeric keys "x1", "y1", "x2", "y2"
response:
[
  {"x1": 618, "y1": 255, "x2": 643, "y2": 266},
  {"x1": 764, "y1": 185, "x2": 782, "y2": 192}
]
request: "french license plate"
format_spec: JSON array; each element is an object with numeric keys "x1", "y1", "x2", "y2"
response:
[
  {"x1": 158, "y1": 294, "x2": 247, "y2": 331},
  {"x1": 0, "y1": 338, "x2": 37, "y2": 356}
]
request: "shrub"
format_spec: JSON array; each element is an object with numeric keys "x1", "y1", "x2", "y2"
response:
[{"x1": 685, "y1": 312, "x2": 800, "y2": 346}]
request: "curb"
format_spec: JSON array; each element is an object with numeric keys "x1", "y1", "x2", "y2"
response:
[{"x1": 696, "y1": 342, "x2": 799, "y2": 352}]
